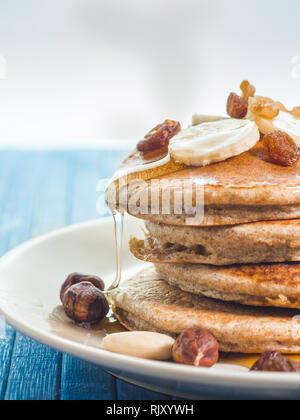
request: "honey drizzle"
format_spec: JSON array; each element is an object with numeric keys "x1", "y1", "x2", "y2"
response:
[
  {"x1": 108, "y1": 209, "x2": 124, "y2": 292},
  {"x1": 93, "y1": 310, "x2": 126, "y2": 334}
]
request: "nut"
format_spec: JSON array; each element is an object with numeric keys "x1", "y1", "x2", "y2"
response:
[
  {"x1": 249, "y1": 96, "x2": 280, "y2": 119},
  {"x1": 137, "y1": 120, "x2": 181, "y2": 155},
  {"x1": 226, "y1": 93, "x2": 248, "y2": 119},
  {"x1": 62, "y1": 281, "x2": 109, "y2": 324},
  {"x1": 276, "y1": 101, "x2": 289, "y2": 112},
  {"x1": 250, "y1": 351, "x2": 300, "y2": 373},
  {"x1": 103, "y1": 331, "x2": 175, "y2": 360},
  {"x1": 240, "y1": 80, "x2": 256, "y2": 100},
  {"x1": 263, "y1": 130, "x2": 299, "y2": 167},
  {"x1": 60, "y1": 272, "x2": 105, "y2": 302},
  {"x1": 172, "y1": 328, "x2": 219, "y2": 368}
]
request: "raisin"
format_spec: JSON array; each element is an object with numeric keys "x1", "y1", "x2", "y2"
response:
[
  {"x1": 263, "y1": 131, "x2": 299, "y2": 166},
  {"x1": 240, "y1": 80, "x2": 256, "y2": 100},
  {"x1": 137, "y1": 120, "x2": 181, "y2": 154},
  {"x1": 140, "y1": 145, "x2": 169, "y2": 161},
  {"x1": 250, "y1": 351, "x2": 300, "y2": 373},
  {"x1": 226, "y1": 93, "x2": 248, "y2": 119},
  {"x1": 249, "y1": 96, "x2": 280, "y2": 119}
]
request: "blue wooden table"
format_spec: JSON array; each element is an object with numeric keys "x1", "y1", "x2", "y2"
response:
[{"x1": 0, "y1": 148, "x2": 177, "y2": 400}]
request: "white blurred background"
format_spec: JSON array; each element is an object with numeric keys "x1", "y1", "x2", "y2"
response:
[{"x1": 0, "y1": 0, "x2": 299, "y2": 147}]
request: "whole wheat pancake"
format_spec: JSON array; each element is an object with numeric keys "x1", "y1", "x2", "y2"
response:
[
  {"x1": 106, "y1": 142, "x2": 300, "y2": 226},
  {"x1": 111, "y1": 267, "x2": 300, "y2": 353},
  {"x1": 155, "y1": 262, "x2": 300, "y2": 309},
  {"x1": 130, "y1": 219, "x2": 300, "y2": 265}
]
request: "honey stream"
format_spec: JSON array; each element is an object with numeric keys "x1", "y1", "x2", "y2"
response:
[{"x1": 108, "y1": 209, "x2": 124, "y2": 292}]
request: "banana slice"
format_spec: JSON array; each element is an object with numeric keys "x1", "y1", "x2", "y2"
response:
[
  {"x1": 192, "y1": 114, "x2": 228, "y2": 126},
  {"x1": 248, "y1": 110, "x2": 300, "y2": 146},
  {"x1": 169, "y1": 118, "x2": 259, "y2": 167}
]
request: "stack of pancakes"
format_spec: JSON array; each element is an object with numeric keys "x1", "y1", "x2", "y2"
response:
[{"x1": 108, "y1": 142, "x2": 300, "y2": 353}]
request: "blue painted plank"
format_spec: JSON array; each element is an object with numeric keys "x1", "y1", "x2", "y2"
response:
[
  {"x1": 30, "y1": 151, "x2": 73, "y2": 237},
  {"x1": 0, "y1": 152, "x2": 27, "y2": 255},
  {"x1": 60, "y1": 358, "x2": 117, "y2": 400},
  {"x1": 3, "y1": 151, "x2": 66, "y2": 400},
  {"x1": 0, "y1": 152, "x2": 38, "y2": 399},
  {"x1": 4, "y1": 335, "x2": 61, "y2": 401},
  {"x1": 0, "y1": 322, "x2": 15, "y2": 399}
]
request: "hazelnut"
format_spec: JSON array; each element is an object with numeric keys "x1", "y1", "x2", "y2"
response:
[
  {"x1": 226, "y1": 92, "x2": 248, "y2": 119},
  {"x1": 250, "y1": 351, "x2": 300, "y2": 373},
  {"x1": 172, "y1": 328, "x2": 219, "y2": 368},
  {"x1": 60, "y1": 273, "x2": 105, "y2": 303},
  {"x1": 62, "y1": 281, "x2": 109, "y2": 324}
]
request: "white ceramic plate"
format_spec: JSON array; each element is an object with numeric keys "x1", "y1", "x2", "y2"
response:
[{"x1": 0, "y1": 216, "x2": 300, "y2": 400}]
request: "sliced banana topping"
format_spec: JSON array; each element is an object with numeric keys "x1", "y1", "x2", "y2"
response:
[
  {"x1": 248, "y1": 110, "x2": 300, "y2": 146},
  {"x1": 169, "y1": 118, "x2": 260, "y2": 167},
  {"x1": 192, "y1": 114, "x2": 228, "y2": 126}
]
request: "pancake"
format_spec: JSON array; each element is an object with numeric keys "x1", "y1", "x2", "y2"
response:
[
  {"x1": 106, "y1": 142, "x2": 300, "y2": 226},
  {"x1": 129, "y1": 219, "x2": 300, "y2": 265},
  {"x1": 111, "y1": 267, "x2": 300, "y2": 353},
  {"x1": 154, "y1": 262, "x2": 300, "y2": 309}
]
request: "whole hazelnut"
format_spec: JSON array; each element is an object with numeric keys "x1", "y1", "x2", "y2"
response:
[
  {"x1": 250, "y1": 351, "x2": 300, "y2": 373},
  {"x1": 226, "y1": 92, "x2": 248, "y2": 119},
  {"x1": 62, "y1": 281, "x2": 109, "y2": 324},
  {"x1": 60, "y1": 273, "x2": 105, "y2": 303},
  {"x1": 172, "y1": 328, "x2": 219, "y2": 368}
]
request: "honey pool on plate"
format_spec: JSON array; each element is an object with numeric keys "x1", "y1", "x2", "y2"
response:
[{"x1": 96, "y1": 313, "x2": 300, "y2": 369}]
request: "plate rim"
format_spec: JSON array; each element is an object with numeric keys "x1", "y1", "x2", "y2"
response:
[{"x1": 1, "y1": 217, "x2": 300, "y2": 391}]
